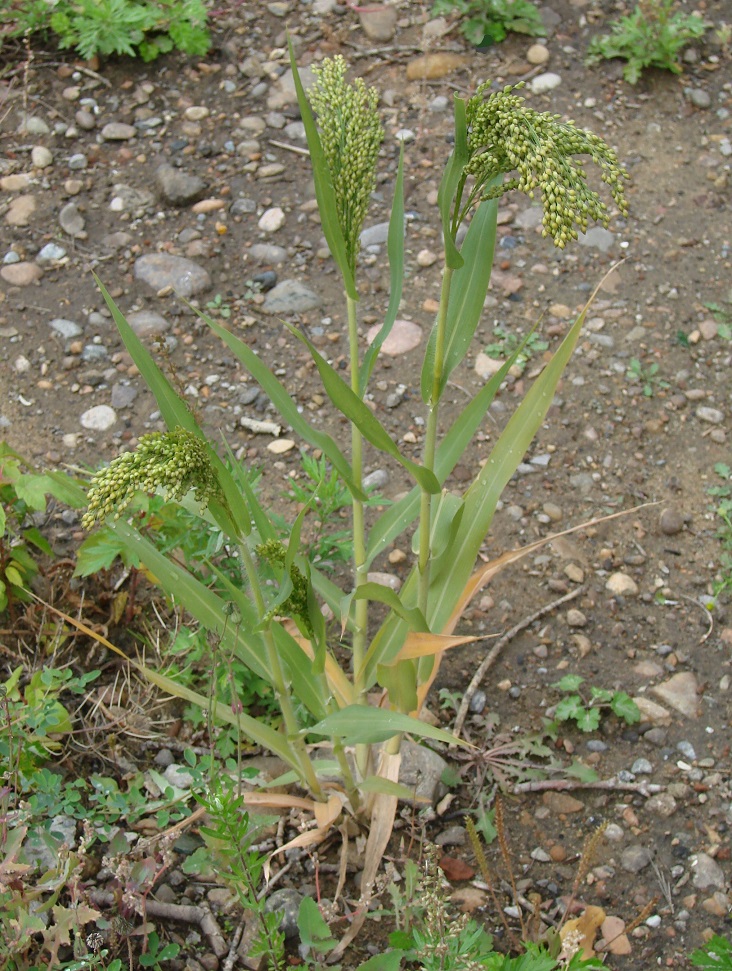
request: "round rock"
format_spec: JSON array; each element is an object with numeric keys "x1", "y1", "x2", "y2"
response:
[
  {"x1": 527, "y1": 44, "x2": 550, "y2": 65},
  {"x1": 659, "y1": 506, "x2": 684, "y2": 535},
  {"x1": 80, "y1": 405, "x2": 117, "y2": 431},
  {"x1": 264, "y1": 889, "x2": 302, "y2": 938},
  {"x1": 0, "y1": 262, "x2": 43, "y2": 286},
  {"x1": 258, "y1": 207, "x2": 286, "y2": 232},
  {"x1": 101, "y1": 122, "x2": 137, "y2": 141},
  {"x1": 262, "y1": 279, "x2": 321, "y2": 314},
  {"x1": 126, "y1": 310, "x2": 170, "y2": 337},
  {"x1": 31, "y1": 145, "x2": 53, "y2": 169},
  {"x1": 605, "y1": 572, "x2": 638, "y2": 597},
  {"x1": 620, "y1": 845, "x2": 652, "y2": 873},
  {"x1": 530, "y1": 72, "x2": 562, "y2": 95}
]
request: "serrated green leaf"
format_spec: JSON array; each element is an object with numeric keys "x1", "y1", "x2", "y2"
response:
[
  {"x1": 575, "y1": 707, "x2": 601, "y2": 732},
  {"x1": 610, "y1": 691, "x2": 640, "y2": 724},
  {"x1": 553, "y1": 674, "x2": 584, "y2": 692},
  {"x1": 554, "y1": 695, "x2": 583, "y2": 722}
]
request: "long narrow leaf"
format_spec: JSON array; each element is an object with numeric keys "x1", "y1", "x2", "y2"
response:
[
  {"x1": 438, "y1": 96, "x2": 468, "y2": 270},
  {"x1": 285, "y1": 323, "x2": 440, "y2": 495},
  {"x1": 288, "y1": 39, "x2": 356, "y2": 300},
  {"x1": 359, "y1": 147, "x2": 405, "y2": 392},
  {"x1": 308, "y1": 705, "x2": 464, "y2": 747},
  {"x1": 353, "y1": 582, "x2": 428, "y2": 632},
  {"x1": 198, "y1": 311, "x2": 366, "y2": 502}
]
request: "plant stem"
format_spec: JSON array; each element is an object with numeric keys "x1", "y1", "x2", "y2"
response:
[
  {"x1": 239, "y1": 541, "x2": 323, "y2": 797},
  {"x1": 347, "y1": 293, "x2": 368, "y2": 704},
  {"x1": 417, "y1": 265, "x2": 455, "y2": 617}
]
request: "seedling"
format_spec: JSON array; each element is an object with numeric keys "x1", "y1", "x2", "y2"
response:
[
  {"x1": 626, "y1": 357, "x2": 669, "y2": 397},
  {"x1": 707, "y1": 463, "x2": 732, "y2": 600},
  {"x1": 204, "y1": 293, "x2": 232, "y2": 319},
  {"x1": 551, "y1": 674, "x2": 640, "y2": 732},
  {"x1": 485, "y1": 326, "x2": 549, "y2": 376}
]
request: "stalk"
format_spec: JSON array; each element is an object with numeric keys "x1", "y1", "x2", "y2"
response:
[
  {"x1": 239, "y1": 541, "x2": 323, "y2": 798},
  {"x1": 347, "y1": 292, "x2": 368, "y2": 704},
  {"x1": 417, "y1": 264, "x2": 455, "y2": 617}
]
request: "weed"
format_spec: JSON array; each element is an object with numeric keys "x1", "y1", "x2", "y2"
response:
[
  {"x1": 432, "y1": 0, "x2": 546, "y2": 46},
  {"x1": 204, "y1": 293, "x2": 232, "y2": 320},
  {"x1": 485, "y1": 326, "x2": 549, "y2": 376},
  {"x1": 703, "y1": 299, "x2": 732, "y2": 340},
  {"x1": 625, "y1": 357, "x2": 669, "y2": 397},
  {"x1": 551, "y1": 674, "x2": 640, "y2": 732},
  {"x1": 587, "y1": 0, "x2": 707, "y2": 84},
  {"x1": 0, "y1": 0, "x2": 210, "y2": 62},
  {"x1": 691, "y1": 934, "x2": 732, "y2": 969}
]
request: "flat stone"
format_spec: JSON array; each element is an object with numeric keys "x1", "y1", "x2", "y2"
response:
[
  {"x1": 59, "y1": 202, "x2": 85, "y2": 237},
  {"x1": 578, "y1": 227, "x2": 615, "y2": 252},
  {"x1": 249, "y1": 243, "x2": 287, "y2": 264},
  {"x1": 75, "y1": 109, "x2": 96, "y2": 130},
  {"x1": 360, "y1": 221, "x2": 391, "y2": 248},
  {"x1": 110, "y1": 383, "x2": 138, "y2": 409},
  {"x1": 1, "y1": 173, "x2": 32, "y2": 191},
  {"x1": 18, "y1": 115, "x2": 50, "y2": 135},
  {"x1": 258, "y1": 207, "x2": 286, "y2": 232},
  {"x1": 406, "y1": 53, "x2": 468, "y2": 81},
  {"x1": 651, "y1": 672, "x2": 699, "y2": 718},
  {"x1": 110, "y1": 183, "x2": 154, "y2": 213},
  {"x1": 541, "y1": 792, "x2": 584, "y2": 814},
  {"x1": 5, "y1": 194, "x2": 37, "y2": 226},
  {"x1": 126, "y1": 310, "x2": 170, "y2": 337},
  {"x1": 155, "y1": 163, "x2": 208, "y2": 206},
  {"x1": 267, "y1": 438, "x2": 295, "y2": 454},
  {"x1": 696, "y1": 406, "x2": 724, "y2": 424},
  {"x1": 80, "y1": 405, "x2": 117, "y2": 431},
  {"x1": 620, "y1": 844, "x2": 652, "y2": 873},
  {"x1": 530, "y1": 72, "x2": 562, "y2": 94},
  {"x1": 605, "y1": 572, "x2": 639, "y2": 596},
  {"x1": 359, "y1": 5, "x2": 398, "y2": 41},
  {"x1": 101, "y1": 122, "x2": 137, "y2": 140},
  {"x1": 366, "y1": 319, "x2": 422, "y2": 356},
  {"x1": 0, "y1": 262, "x2": 42, "y2": 286},
  {"x1": 515, "y1": 206, "x2": 544, "y2": 230},
  {"x1": 686, "y1": 88, "x2": 711, "y2": 108},
  {"x1": 264, "y1": 888, "x2": 302, "y2": 938},
  {"x1": 474, "y1": 351, "x2": 504, "y2": 380},
  {"x1": 49, "y1": 318, "x2": 82, "y2": 338},
  {"x1": 632, "y1": 696, "x2": 672, "y2": 726},
  {"x1": 599, "y1": 916, "x2": 631, "y2": 956},
  {"x1": 133, "y1": 254, "x2": 211, "y2": 298},
  {"x1": 262, "y1": 279, "x2": 321, "y2": 314},
  {"x1": 185, "y1": 105, "x2": 210, "y2": 121},
  {"x1": 691, "y1": 852, "x2": 726, "y2": 890},
  {"x1": 37, "y1": 243, "x2": 67, "y2": 262}
]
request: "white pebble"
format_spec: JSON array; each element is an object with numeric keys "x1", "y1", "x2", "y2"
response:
[
  {"x1": 80, "y1": 405, "x2": 117, "y2": 431},
  {"x1": 258, "y1": 207, "x2": 286, "y2": 232}
]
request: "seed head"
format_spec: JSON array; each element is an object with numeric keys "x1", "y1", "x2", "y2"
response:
[
  {"x1": 309, "y1": 55, "x2": 384, "y2": 272},
  {"x1": 83, "y1": 427, "x2": 222, "y2": 529},
  {"x1": 465, "y1": 81, "x2": 629, "y2": 247}
]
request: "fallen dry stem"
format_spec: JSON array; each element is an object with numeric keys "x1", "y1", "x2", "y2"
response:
[
  {"x1": 513, "y1": 778, "x2": 665, "y2": 797},
  {"x1": 144, "y1": 899, "x2": 227, "y2": 957}
]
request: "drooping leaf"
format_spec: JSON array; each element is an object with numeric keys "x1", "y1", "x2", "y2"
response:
[{"x1": 308, "y1": 705, "x2": 466, "y2": 747}]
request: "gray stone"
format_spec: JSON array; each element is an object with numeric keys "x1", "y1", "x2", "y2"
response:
[
  {"x1": 469, "y1": 690, "x2": 487, "y2": 713},
  {"x1": 620, "y1": 845, "x2": 653, "y2": 873},
  {"x1": 691, "y1": 852, "x2": 726, "y2": 890},
  {"x1": 75, "y1": 109, "x2": 96, "y2": 130},
  {"x1": 110, "y1": 383, "x2": 138, "y2": 409},
  {"x1": 59, "y1": 202, "x2": 85, "y2": 237},
  {"x1": 578, "y1": 227, "x2": 616, "y2": 253},
  {"x1": 686, "y1": 88, "x2": 711, "y2": 108},
  {"x1": 659, "y1": 506, "x2": 684, "y2": 535},
  {"x1": 68, "y1": 153, "x2": 88, "y2": 170},
  {"x1": 23, "y1": 815, "x2": 77, "y2": 870},
  {"x1": 258, "y1": 207, "x2": 285, "y2": 232},
  {"x1": 264, "y1": 888, "x2": 302, "y2": 938},
  {"x1": 18, "y1": 115, "x2": 50, "y2": 135},
  {"x1": 101, "y1": 122, "x2": 137, "y2": 141},
  {"x1": 37, "y1": 243, "x2": 67, "y2": 262},
  {"x1": 646, "y1": 793, "x2": 678, "y2": 817},
  {"x1": 49, "y1": 318, "x2": 82, "y2": 339},
  {"x1": 398, "y1": 738, "x2": 448, "y2": 805},
  {"x1": 3, "y1": 251, "x2": 20, "y2": 264},
  {"x1": 631, "y1": 758, "x2": 653, "y2": 775},
  {"x1": 81, "y1": 344, "x2": 108, "y2": 362},
  {"x1": 515, "y1": 207, "x2": 544, "y2": 230},
  {"x1": 126, "y1": 310, "x2": 170, "y2": 337},
  {"x1": 110, "y1": 183, "x2": 154, "y2": 213},
  {"x1": 249, "y1": 243, "x2": 287, "y2": 264},
  {"x1": 677, "y1": 740, "x2": 696, "y2": 760},
  {"x1": 360, "y1": 221, "x2": 391, "y2": 248},
  {"x1": 696, "y1": 406, "x2": 724, "y2": 424},
  {"x1": 155, "y1": 164, "x2": 208, "y2": 207},
  {"x1": 80, "y1": 405, "x2": 117, "y2": 431},
  {"x1": 163, "y1": 763, "x2": 195, "y2": 788},
  {"x1": 435, "y1": 825, "x2": 467, "y2": 847},
  {"x1": 262, "y1": 278, "x2": 321, "y2": 314},
  {"x1": 134, "y1": 254, "x2": 211, "y2": 298},
  {"x1": 359, "y1": 5, "x2": 397, "y2": 41},
  {"x1": 31, "y1": 145, "x2": 53, "y2": 169}
]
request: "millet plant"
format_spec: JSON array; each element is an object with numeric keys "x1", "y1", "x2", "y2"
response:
[{"x1": 81, "y1": 52, "x2": 628, "y2": 926}]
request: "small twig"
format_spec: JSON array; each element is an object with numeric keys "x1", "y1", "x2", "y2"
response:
[
  {"x1": 223, "y1": 915, "x2": 247, "y2": 971},
  {"x1": 268, "y1": 138, "x2": 309, "y2": 156},
  {"x1": 145, "y1": 899, "x2": 227, "y2": 957},
  {"x1": 512, "y1": 777, "x2": 665, "y2": 797},
  {"x1": 453, "y1": 587, "x2": 585, "y2": 739},
  {"x1": 672, "y1": 592, "x2": 715, "y2": 644}
]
